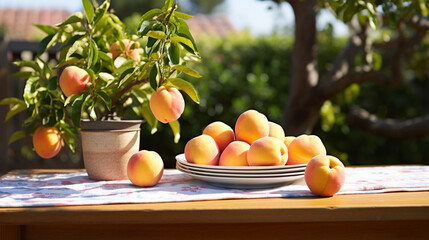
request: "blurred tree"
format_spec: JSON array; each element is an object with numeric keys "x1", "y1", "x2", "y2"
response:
[{"x1": 267, "y1": 0, "x2": 429, "y2": 138}]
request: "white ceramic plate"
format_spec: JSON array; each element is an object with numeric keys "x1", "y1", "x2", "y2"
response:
[
  {"x1": 176, "y1": 164, "x2": 304, "y2": 178},
  {"x1": 175, "y1": 154, "x2": 307, "y2": 172},
  {"x1": 176, "y1": 164, "x2": 304, "y2": 189},
  {"x1": 177, "y1": 162, "x2": 305, "y2": 177}
]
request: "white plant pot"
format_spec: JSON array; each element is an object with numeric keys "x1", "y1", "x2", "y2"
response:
[{"x1": 80, "y1": 120, "x2": 143, "y2": 180}]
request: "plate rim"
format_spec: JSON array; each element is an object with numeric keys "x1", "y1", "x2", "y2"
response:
[{"x1": 177, "y1": 161, "x2": 305, "y2": 176}]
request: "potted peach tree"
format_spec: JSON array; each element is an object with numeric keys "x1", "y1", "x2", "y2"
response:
[{"x1": 0, "y1": 0, "x2": 200, "y2": 180}]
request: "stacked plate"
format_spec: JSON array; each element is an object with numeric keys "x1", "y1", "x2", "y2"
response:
[{"x1": 175, "y1": 154, "x2": 306, "y2": 189}]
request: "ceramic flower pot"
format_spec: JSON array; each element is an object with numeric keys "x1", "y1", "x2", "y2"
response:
[{"x1": 80, "y1": 120, "x2": 143, "y2": 180}]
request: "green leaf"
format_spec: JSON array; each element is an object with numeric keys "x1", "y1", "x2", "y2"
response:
[
  {"x1": 4, "y1": 101, "x2": 27, "y2": 121},
  {"x1": 13, "y1": 60, "x2": 40, "y2": 71},
  {"x1": 113, "y1": 59, "x2": 135, "y2": 76},
  {"x1": 171, "y1": 65, "x2": 202, "y2": 78},
  {"x1": 98, "y1": 72, "x2": 114, "y2": 82},
  {"x1": 168, "y1": 120, "x2": 180, "y2": 143},
  {"x1": 167, "y1": 42, "x2": 180, "y2": 65},
  {"x1": 82, "y1": 0, "x2": 94, "y2": 23},
  {"x1": 97, "y1": 91, "x2": 112, "y2": 110},
  {"x1": 149, "y1": 64, "x2": 158, "y2": 90},
  {"x1": 118, "y1": 67, "x2": 135, "y2": 87},
  {"x1": 141, "y1": 102, "x2": 158, "y2": 134},
  {"x1": 85, "y1": 68, "x2": 96, "y2": 84},
  {"x1": 167, "y1": 78, "x2": 200, "y2": 103},
  {"x1": 8, "y1": 130, "x2": 26, "y2": 145},
  {"x1": 113, "y1": 56, "x2": 128, "y2": 69},
  {"x1": 146, "y1": 30, "x2": 166, "y2": 40},
  {"x1": 56, "y1": 12, "x2": 84, "y2": 27},
  {"x1": 89, "y1": 39, "x2": 99, "y2": 68},
  {"x1": 47, "y1": 76, "x2": 58, "y2": 91},
  {"x1": 57, "y1": 57, "x2": 84, "y2": 69},
  {"x1": 60, "y1": 34, "x2": 85, "y2": 50},
  {"x1": 170, "y1": 34, "x2": 196, "y2": 52},
  {"x1": 33, "y1": 24, "x2": 57, "y2": 35},
  {"x1": 162, "y1": 0, "x2": 174, "y2": 11},
  {"x1": 88, "y1": 100, "x2": 97, "y2": 121},
  {"x1": 64, "y1": 94, "x2": 79, "y2": 107},
  {"x1": 94, "y1": 0, "x2": 110, "y2": 24},
  {"x1": 66, "y1": 38, "x2": 86, "y2": 60},
  {"x1": 174, "y1": 11, "x2": 193, "y2": 20},
  {"x1": 139, "y1": 9, "x2": 163, "y2": 23},
  {"x1": 0, "y1": 97, "x2": 24, "y2": 105},
  {"x1": 138, "y1": 20, "x2": 163, "y2": 37},
  {"x1": 38, "y1": 34, "x2": 55, "y2": 55},
  {"x1": 71, "y1": 92, "x2": 89, "y2": 127},
  {"x1": 10, "y1": 71, "x2": 33, "y2": 79},
  {"x1": 176, "y1": 19, "x2": 198, "y2": 53},
  {"x1": 60, "y1": 122, "x2": 77, "y2": 152}
]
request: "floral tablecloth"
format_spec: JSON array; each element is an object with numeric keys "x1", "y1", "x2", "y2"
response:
[{"x1": 1, "y1": 166, "x2": 428, "y2": 207}]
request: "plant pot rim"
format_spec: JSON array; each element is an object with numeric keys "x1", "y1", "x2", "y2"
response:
[{"x1": 80, "y1": 119, "x2": 144, "y2": 131}]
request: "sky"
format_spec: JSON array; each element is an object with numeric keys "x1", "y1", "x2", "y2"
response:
[{"x1": 0, "y1": 0, "x2": 348, "y2": 36}]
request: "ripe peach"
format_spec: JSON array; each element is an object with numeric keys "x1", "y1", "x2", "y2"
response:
[
  {"x1": 247, "y1": 137, "x2": 288, "y2": 166},
  {"x1": 287, "y1": 134, "x2": 326, "y2": 165},
  {"x1": 32, "y1": 126, "x2": 62, "y2": 159},
  {"x1": 268, "y1": 121, "x2": 285, "y2": 141},
  {"x1": 305, "y1": 155, "x2": 345, "y2": 197},
  {"x1": 202, "y1": 121, "x2": 235, "y2": 152},
  {"x1": 184, "y1": 135, "x2": 219, "y2": 165},
  {"x1": 59, "y1": 66, "x2": 91, "y2": 97},
  {"x1": 128, "y1": 48, "x2": 143, "y2": 62},
  {"x1": 219, "y1": 141, "x2": 250, "y2": 166},
  {"x1": 109, "y1": 39, "x2": 132, "y2": 59},
  {"x1": 127, "y1": 150, "x2": 164, "y2": 187},
  {"x1": 283, "y1": 136, "x2": 296, "y2": 148},
  {"x1": 150, "y1": 86, "x2": 185, "y2": 123},
  {"x1": 235, "y1": 109, "x2": 269, "y2": 145},
  {"x1": 109, "y1": 39, "x2": 142, "y2": 62}
]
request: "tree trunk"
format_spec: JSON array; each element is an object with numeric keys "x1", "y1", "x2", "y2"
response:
[{"x1": 283, "y1": 0, "x2": 321, "y2": 135}]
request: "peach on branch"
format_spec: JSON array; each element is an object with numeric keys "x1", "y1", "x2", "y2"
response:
[
  {"x1": 32, "y1": 126, "x2": 62, "y2": 159},
  {"x1": 247, "y1": 137, "x2": 288, "y2": 166},
  {"x1": 59, "y1": 66, "x2": 91, "y2": 97},
  {"x1": 184, "y1": 135, "x2": 219, "y2": 165},
  {"x1": 109, "y1": 39, "x2": 143, "y2": 62},
  {"x1": 127, "y1": 150, "x2": 164, "y2": 187},
  {"x1": 268, "y1": 121, "x2": 285, "y2": 141},
  {"x1": 219, "y1": 141, "x2": 250, "y2": 166},
  {"x1": 235, "y1": 109, "x2": 269, "y2": 145},
  {"x1": 150, "y1": 86, "x2": 185, "y2": 124},
  {"x1": 203, "y1": 121, "x2": 235, "y2": 152},
  {"x1": 287, "y1": 134, "x2": 326, "y2": 165},
  {"x1": 304, "y1": 155, "x2": 345, "y2": 197}
]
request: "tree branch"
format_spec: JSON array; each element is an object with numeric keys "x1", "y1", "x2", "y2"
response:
[
  {"x1": 318, "y1": 69, "x2": 389, "y2": 101},
  {"x1": 316, "y1": 17, "x2": 368, "y2": 100},
  {"x1": 111, "y1": 78, "x2": 149, "y2": 108},
  {"x1": 347, "y1": 107, "x2": 429, "y2": 139},
  {"x1": 317, "y1": 14, "x2": 428, "y2": 102}
]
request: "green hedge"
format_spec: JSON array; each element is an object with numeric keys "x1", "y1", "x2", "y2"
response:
[{"x1": 140, "y1": 31, "x2": 429, "y2": 168}]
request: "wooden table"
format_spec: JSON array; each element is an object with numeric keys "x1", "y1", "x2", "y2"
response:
[{"x1": 1, "y1": 170, "x2": 428, "y2": 240}]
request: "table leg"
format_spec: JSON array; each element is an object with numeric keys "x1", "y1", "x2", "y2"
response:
[{"x1": 0, "y1": 225, "x2": 21, "y2": 240}]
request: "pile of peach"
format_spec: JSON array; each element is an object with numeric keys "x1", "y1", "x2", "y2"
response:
[{"x1": 184, "y1": 109, "x2": 345, "y2": 196}]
